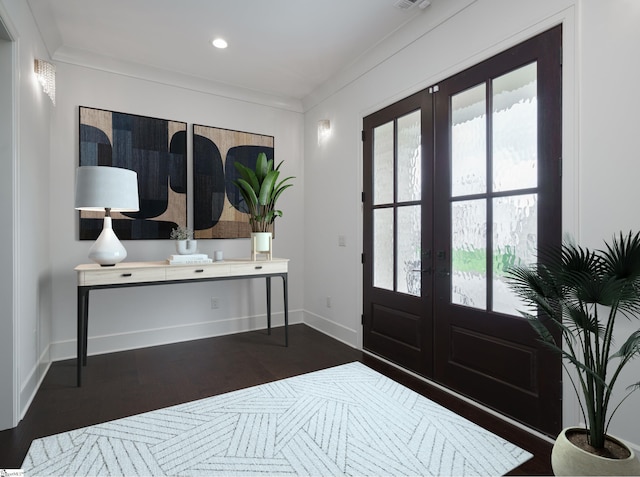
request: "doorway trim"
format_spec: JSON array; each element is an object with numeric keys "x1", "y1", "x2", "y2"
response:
[{"x1": 0, "y1": 2, "x2": 20, "y2": 430}]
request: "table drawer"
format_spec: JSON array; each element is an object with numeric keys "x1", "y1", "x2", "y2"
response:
[
  {"x1": 165, "y1": 264, "x2": 231, "y2": 280},
  {"x1": 229, "y1": 261, "x2": 287, "y2": 276},
  {"x1": 80, "y1": 267, "x2": 166, "y2": 286}
]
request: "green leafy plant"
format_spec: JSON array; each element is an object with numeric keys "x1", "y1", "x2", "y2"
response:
[
  {"x1": 170, "y1": 226, "x2": 193, "y2": 240},
  {"x1": 231, "y1": 152, "x2": 294, "y2": 233},
  {"x1": 506, "y1": 231, "x2": 640, "y2": 450}
]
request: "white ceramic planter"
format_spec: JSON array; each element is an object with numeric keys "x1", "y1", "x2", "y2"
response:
[
  {"x1": 175, "y1": 239, "x2": 197, "y2": 255},
  {"x1": 252, "y1": 232, "x2": 271, "y2": 252},
  {"x1": 251, "y1": 232, "x2": 272, "y2": 260},
  {"x1": 551, "y1": 427, "x2": 640, "y2": 476}
]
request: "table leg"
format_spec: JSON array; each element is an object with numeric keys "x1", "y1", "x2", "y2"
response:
[
  {"x1": 77, "y1": 287, "x2": 89, "y2": 387},
  {"x1": 266, "y1": 276, "x2": 272, "y2": 335},
  {"x1": 83, "y1": 291, "x2": 89, "y2": 366},
  {"x1": 282, "y1": 274, "x2": 288, "y2": 347}
]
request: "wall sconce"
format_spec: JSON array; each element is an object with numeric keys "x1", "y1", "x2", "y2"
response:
[
  {"x1": 34, "y1": 59, "x2": 56, "y2": 105},
  {"x1": 317, "y1": 119, "x2": 331, "y2": 144}
]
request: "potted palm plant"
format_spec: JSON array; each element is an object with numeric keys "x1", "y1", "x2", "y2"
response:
[
  {"x1": 506, "y1": 231, "x2": 640, "y2": 476},
  {"x1": 231, "y1": 152, "x2": 294, "y2": 258}
]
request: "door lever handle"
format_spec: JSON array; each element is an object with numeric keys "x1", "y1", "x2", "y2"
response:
[{"x1": 436, "y1": 268, "x2": 449, "y2": 278}]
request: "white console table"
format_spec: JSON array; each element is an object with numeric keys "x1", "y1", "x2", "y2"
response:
[{"x1": 75, "y1": 258, "x2": 289, "y2": 386}]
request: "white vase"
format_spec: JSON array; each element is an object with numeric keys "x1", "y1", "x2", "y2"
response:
[
  {"x1": 175, "y1": 239, "x2": 197, "y2": 255},
  {"x1": 552, "y1": 427, "x2": 640, "y2": 476}
]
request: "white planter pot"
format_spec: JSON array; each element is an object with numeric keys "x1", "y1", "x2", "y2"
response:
[
  {"x1": 552, "y1": 427, "x2": 640, "y2": 476},
  {"x1": 252, "y1": 232, "x2": 271, "y2": 252},
  {"x1": 175, "y1": 239, "x2": 197, "y2": 255},
  {"x1": 251, "y1": 232, "x2": 272, "y2": 260}
]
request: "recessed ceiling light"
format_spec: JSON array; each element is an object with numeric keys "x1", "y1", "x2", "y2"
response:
[{"x1": 212, "y1": 38, "x2": 228, "y2": 49}]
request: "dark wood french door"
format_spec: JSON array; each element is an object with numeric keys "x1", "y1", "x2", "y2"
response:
[
  {"x1": 363, "y1": 90, "x2": 434, "y2": 376},
  {"x1": 363, "y1": 26, "x2": 562, "y2": 436}
]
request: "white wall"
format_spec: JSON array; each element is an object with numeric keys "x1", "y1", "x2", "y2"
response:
[
  {"x1": 48, "y1": 62, "x2": 305, "y2": 362},
  {"x1": 0, "y1": 0, "x2": 53, "y2": 430},
  {"x1": 303, "y1": 0, "x2": 640, "y2": 447},
  {"x1": 575, "y1": 0, "x2": 640, "y2": 446}
]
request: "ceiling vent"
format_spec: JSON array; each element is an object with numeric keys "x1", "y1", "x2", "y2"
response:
[{"x1": 393, "y1": 0, "x2": 431, "y2": 10}]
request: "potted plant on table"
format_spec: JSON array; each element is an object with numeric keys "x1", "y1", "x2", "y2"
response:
[
  {"x1": 506, "y1": 231, "x2": 640, "y2": 476},
  {"x1": 231, "y1": 152, "x2": 294, "y2": 259},
  {"x1": 170, "y1": 225, "x2": 197, "y2": 255}
]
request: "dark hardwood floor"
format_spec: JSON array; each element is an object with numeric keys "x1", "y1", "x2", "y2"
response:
[{"x1": 0, "y1": 324, "x2": 552, "y2": 474}]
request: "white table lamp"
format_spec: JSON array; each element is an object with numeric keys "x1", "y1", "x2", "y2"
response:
[{"x1": 75, "y1": 166, "x2": 140, "y2": 266}]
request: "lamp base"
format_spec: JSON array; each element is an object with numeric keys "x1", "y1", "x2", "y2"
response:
[{"x1": 88, "y1": 216, "x2": 127, "y2": 266}]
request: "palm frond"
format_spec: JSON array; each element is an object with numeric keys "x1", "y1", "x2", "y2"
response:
[
  {"x1": 610, "y1": 330, "x2": 640, "y2": 361},
  {"x1": 505, "y1": 231, "x2": 640, "y2": 449},
  {"x1": 602, "y1": 231, "x2": 640, "y2": 281}
]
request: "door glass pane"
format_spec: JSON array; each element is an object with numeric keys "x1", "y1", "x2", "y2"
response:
[
  {"x1": 493, "y1": 194, "x2": 538, "y2": 315},
  {"x1": 397, "y1": 110, "x2": 421, "y2": 203},
  {"x1": 452, "y1": 84, "x2": 486, "y2": 197},
  {"x1": 397, "y1": 205, "x2": 421, "y2": 296},
  {"x1": 493, "y1": 62, "x2": 538, "y2": 192},
  {"x1": 373, "y1": 208, "x2": 394, "y2": 290},
  {"x1": 373, "y1": 121, "x2": 394, "y2": 205},
  {"x1": 451, "y1": 199, "x2": 486, "y2": 309}
]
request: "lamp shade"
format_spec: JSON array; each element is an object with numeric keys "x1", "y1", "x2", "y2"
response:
[{"x1": 74, "y1": 166, "x2": 139, "y2": 212}]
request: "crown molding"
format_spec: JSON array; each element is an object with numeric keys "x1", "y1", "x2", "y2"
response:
[{"x1": 53, "y1": 45, "x2": 304, "y2": 114}]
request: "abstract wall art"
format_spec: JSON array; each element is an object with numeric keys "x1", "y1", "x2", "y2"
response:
[
  {"x1": 193, "y1": 124, "x2": 274, "y2": 239},
  {"x1": 79, "y1": 106, "x2": 187, "y2": 240}
]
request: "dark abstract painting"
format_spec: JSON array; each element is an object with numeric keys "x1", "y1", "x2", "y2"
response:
[
  {"x1": 193, "y1": 125, "x2": 274, "y2": 239},
  {"x1": 79, "y1": 106, "x2": 187, "y2": 240}
]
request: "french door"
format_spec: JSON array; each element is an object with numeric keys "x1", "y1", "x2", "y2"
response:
[{"x1": 363, "y1": 26, "x2": 562, "y2": 435}]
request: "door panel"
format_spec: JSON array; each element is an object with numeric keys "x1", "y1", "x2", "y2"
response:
[
  {"x1": 449, "y1": 326, "x2": 538, "y2": 393},
  {"x1": 433, "y1": 26, "x2": 562, "y2": 435},
  {"x1": 363, "y1": 91, "x2": 434, "y2": 376},
  {"x1": 363, "y1": 26, "x2": 562, "y2": 436}
]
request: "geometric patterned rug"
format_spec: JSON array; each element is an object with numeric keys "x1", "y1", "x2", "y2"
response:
[{"x1": 23, "y1": 362, "x2": 532, "y2": 476}]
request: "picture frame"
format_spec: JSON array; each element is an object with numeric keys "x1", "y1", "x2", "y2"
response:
[
  {"x1": 193, "y1": 124, "x2": 274, "y2": 239},
  {"x1": 79, "y1": 106, "x2": 187, "y2": 240}
]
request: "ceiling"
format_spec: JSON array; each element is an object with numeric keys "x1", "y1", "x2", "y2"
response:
[{"x1": 27, "y1": 0, "x2": 437, "y2": 101}]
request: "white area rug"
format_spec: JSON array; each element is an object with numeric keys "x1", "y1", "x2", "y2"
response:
[{"x1": 23, "y1": 362, "x2": 531, "y2": 476}]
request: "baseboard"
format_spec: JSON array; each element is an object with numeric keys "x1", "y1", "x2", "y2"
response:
[
  {"x1": 20, "y1": 345, "x2": 51, "y2": 421},
  {"x1": 302, "y1": 310, "x2": 358, "y2": 348},
  {"x1": 49, "y1": 310, "x2": 304, "y2": 362}
]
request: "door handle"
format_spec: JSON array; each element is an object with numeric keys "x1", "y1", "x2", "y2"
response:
[
  {"x1": 437, "y1": 250, "x2": 446, "y2": 260},
  {"x1": 410, "y1": 267, "x2": 431, "y2": 275},
  {"x1": 436, "y1": 268, "x2": 449, "y2": 278}
]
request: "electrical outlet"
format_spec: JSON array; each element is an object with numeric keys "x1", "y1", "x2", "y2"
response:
[
  {"x1": 326, "y1": 296, "x2": 332, "y2": 308},
  {"x1": 338, "y1": 235, "x2": 346, "y2": 247},
  {"x1": 211, "y1": 297, "x2": 220, "y2": 309}
]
